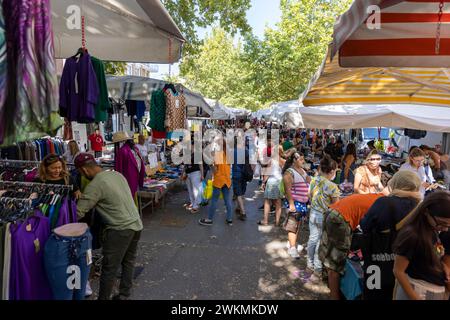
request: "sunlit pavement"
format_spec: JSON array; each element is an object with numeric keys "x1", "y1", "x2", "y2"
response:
[{"x1": 89, "y1": 182, "x2": 330, "y2": 300}]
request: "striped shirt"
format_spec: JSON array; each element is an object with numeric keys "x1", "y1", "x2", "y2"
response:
[{"x1": 286, "y1": 168, "x2": 309, "y2": 203}]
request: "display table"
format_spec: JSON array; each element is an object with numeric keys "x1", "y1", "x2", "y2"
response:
[{"x1": 137, "y1": 178, "x2": 180, "y2": 216}]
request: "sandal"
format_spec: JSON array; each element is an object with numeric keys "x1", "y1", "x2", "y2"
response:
[
  {"x1": 189, "y1": 208, "x2": 199, "y2": 214},
  {"x1": 257, "y1": 221, "x2": 269, "y2": 226}
]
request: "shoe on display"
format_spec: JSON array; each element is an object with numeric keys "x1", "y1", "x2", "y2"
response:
[{"x1": 287, "y1": 246, "x2": 300, "y2": 259}]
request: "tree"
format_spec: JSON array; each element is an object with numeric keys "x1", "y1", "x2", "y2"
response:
[
  {"x1": 161, "y1": 0, "x2": 252, "y2": 56},
  {"x1": 181, "y1": 28, "x2": 261, "y2": 111},
  {"x1": 179, "y1": 0, "x2": 352, "y2": 110},
  {"x1": 241, "y1": 0, "x2": 353, "y2": 106},
  {"x1": 104, "y1": 62, "x2": 127, "y2": 76}
]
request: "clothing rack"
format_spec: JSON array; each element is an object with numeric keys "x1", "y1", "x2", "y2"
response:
[
  {"x1": 0, "y1": 159, "x2": 41, "y2": 166},
  {"x1": 0, "y1": 181, "x2": 74, "y2": 191},
  {"x1": 0, "y1": 158, "x2": 114, "y2": 168},
  {"x1": 0, "y1": 197, "x2": 33, "y2": 205}
]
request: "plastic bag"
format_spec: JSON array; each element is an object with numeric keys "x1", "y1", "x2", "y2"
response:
[{"x1": 203, "y1": 180, "x2": 223, "y2": 200}]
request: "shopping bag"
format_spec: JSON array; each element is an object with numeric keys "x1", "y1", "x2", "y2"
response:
[
  {"x1": 203, "y1": 180, "x2": 213, "y2": 200},
  {"x1": 279, "y1": 180, "x2": 285, "y2": 197},
  {"x1": 203, "y1": 180, "x2": 224, "y2": 200}
]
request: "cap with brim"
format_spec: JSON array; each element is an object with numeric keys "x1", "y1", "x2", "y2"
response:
[{"x1": 74, "y1": 153, "x2": 96, "y2": 169}]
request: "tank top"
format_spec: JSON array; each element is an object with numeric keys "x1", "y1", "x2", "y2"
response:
[{"x1": 287, "y1": 168, "x2": 309, "y2": 203}]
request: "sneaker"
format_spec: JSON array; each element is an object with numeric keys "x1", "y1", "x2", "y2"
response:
[
  {"x1": 85, "y1": 281, "x2": 93, "y2": 297},
  {"x1": 226, "y1": 220, "x2": 233, "y2": 226},
  {"x1": 199, "y1": 218, "x2": 213, "y2": 226},
  {"x1": 189, "y1": 207, "x2": 200, "y2": 214},
  {"x1": 287, "y1": 246, "x2": 300, "y2": 259}
]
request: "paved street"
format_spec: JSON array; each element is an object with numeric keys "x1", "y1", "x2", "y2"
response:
[{"x1": 117, "y1": 181, "x2": 330, "y2": 300}]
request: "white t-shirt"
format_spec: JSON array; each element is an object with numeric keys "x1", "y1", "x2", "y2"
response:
[
  {"x1": 136, "y1": 144, "x2": 148, "y2": 160},
  {"x1": 400, "y1": 162, "x2": 435, "y2": 195}
]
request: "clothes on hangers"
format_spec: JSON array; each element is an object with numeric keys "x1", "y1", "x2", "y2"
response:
[
  {"x1": 0, "y1": 138, "x2": 66, "y2": 161},
  {"x1": 90, "y1": 56, "x2": 110, "y2": 123},
  {"x1": 1, "y1": 0, "x2": 62, "y2": 146},
  {"x1": 149, "y1": 89, "x2": 166, "y2": 132},
  {"x1": 9, "y1": 213, "x2": 52, "y2": 300},
  {"x1": 59, "y1": 52, "x2": 99, "y2": 123},
  {"x1": 165, "y1": 89, "x2": 186, "y2": 132}
]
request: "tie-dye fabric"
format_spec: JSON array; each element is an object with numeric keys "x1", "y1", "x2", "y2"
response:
[
  {"x1": 1, "y1": 0, "x2": 62, "y2": 146},
  {"x1": 0, "y1": 0, "x2": 7, "y2": 143}
]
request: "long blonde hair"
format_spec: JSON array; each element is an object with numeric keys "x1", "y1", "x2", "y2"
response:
[
  {"x1": 68, "y1": 140, "x2": 80, "y2": 156},
  {"x1": 38, "y1": 154, "x2": 69, "y2": 184}
]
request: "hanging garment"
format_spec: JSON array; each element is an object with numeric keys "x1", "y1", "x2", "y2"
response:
[
  {"x1": 9, "y1": 214, "x2": 53, "y2": 300},
  {"x1": 149, "y1": 89, "x2": 166, "y2": 132},
  {"x1": 115, "y1": 143, "x2": 145, "y2": 198},
  {"x1": 44, "y1": 229, "x2": 92, "y2": 300},
  {"x1": 164, "y1": 90, "x2": 186, "y2": 132},
  {"x1": 90, "y1": 56, "x2": 110, "y2": 122},
  {"x1": 1, "y1": 0, "x2": 62, "y2": 146},
  {"x1": 2, "y1": 222, "x2": 11, "y2": 300},
  {"x1": 0, "y1": 1, "x2": 6, "y2": 144},
  {"x1": 63, "y1": 119, "x2": 73, "y2": 141},
  {"x1": 59, "y1": 52, "x2": 99, "y2": 123},
  {"x1": 136, "y1": 101, "x2": 146, "y2": 122},
  {"x1": 0, "y1": 222, "x2": 5, "y2": 300}
]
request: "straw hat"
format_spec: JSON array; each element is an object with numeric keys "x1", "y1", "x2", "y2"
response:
[{"x1": 110, "y1": 131, "x2": 133, "y2": 144}]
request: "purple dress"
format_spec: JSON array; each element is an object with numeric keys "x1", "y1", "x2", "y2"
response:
[
  {"x1": 59, "y1": 52, "x2": 99, "y2": 123},
  {"x1": 9, "y1": 213, "x2": 53, "y2": 300}
]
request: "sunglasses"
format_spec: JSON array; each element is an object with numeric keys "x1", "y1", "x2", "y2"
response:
[{"x1": 368, "y1": 157, "x2": 382, "y2": 162}]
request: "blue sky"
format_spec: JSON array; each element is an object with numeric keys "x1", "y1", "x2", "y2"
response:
[{"x1": 152, "y1": 0, "x2": 282, "y2": 80}]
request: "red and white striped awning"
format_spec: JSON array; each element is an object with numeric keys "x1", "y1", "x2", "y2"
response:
[{"x1": 332, "y1": 0, "x2": 450, "y2": 67}]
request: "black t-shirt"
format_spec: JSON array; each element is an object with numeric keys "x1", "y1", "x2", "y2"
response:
[
  {"x1": 34, "y1": 176, "x2": 80, "y2": 193},
  {"x1": 440, "y1": 231, "x2": 450, "y2": 255},
  {"x1": 360, "y1": 196, "x2": 418, "y2": 233},
  {"x1": 394, "y1": 231, "x2": 447, "y2": 286},
  {"x1": 184, "y1": 153, "x2": 201, "y2": 174}
]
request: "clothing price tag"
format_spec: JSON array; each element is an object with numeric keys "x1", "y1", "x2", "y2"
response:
[
  {"x1": 175, "y1": 99, "x2": 180, "y2": 108},
  {"x1": 87, "y1": 249, "x2": 93, "y2": 266},
  {"x1": 34, "y1": 239, "x2": 40, "y2": 253}
]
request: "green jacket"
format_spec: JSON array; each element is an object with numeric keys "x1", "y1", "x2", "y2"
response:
[{"x1": 77, "y1": 171, "x2": 143, "y2": 231}]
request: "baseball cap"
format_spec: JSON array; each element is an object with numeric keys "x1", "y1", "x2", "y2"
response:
[{"x1": 74, "y1": 153, "x2": 96, "y2": 169}]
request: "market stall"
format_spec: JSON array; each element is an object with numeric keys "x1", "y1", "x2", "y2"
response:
[{"x1": 51, "y1": 0, "x2": 185, "y2": 63}]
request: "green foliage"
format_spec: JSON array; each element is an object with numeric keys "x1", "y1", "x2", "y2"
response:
[
  {"x1": 104, "y1": 62, "x2": 127, "y2": 76},
  {"x1": 178, "y1": 0, "x2": 353, "y2": 111},
  {"x1": 162, "y1": 0, "x2": 252, "y2": 56}
]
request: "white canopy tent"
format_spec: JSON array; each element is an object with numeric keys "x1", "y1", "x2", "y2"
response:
[
  {"x1": 51, "y1": 0, "x2": 185, "y2": 63},
  {"x1": 107, "y1": 76, "x2": 212, "y2": 117},
  {"x1": 275, "y1": 100, "x2": 450, "y2": 132},
  {"x1": 252, "y1": 108, "x2": 272, "y2": 120},
  {"x1": 228, "y1": 107, "x2": 251, "y2": 119},
  {"x1": 205, "y1": 99, "x2": 236, "y2": 120}
]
